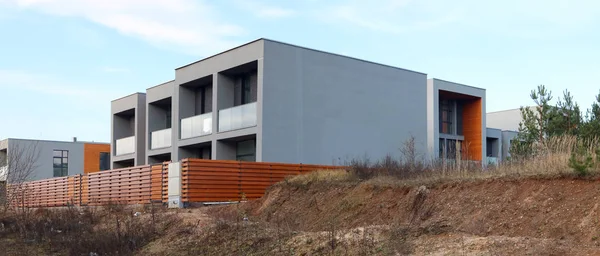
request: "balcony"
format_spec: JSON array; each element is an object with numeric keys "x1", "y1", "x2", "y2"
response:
[
  {"x1": 181, "y1": 113, "x2": 212, "y2": 139},
  {"x1": 115, "y1": 136, "x2": 135, "y2": 156},
  {"x1": 0, "y1": 165, "x2": 7, "y2": 181},
  {"x1": 218, "y1": 102, "x2": 257, "y2": 132},
  {"x1": 151, "y1": 128, "x2": 172, "y2": 149},
  {"x1": 486, "y1": 156, "x2": 499, "y2": 166}
]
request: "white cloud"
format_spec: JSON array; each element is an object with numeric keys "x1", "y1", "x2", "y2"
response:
[
  {"x1": 232, "y1": 0, "x2": 295, "y2": 19},
  {"x1": 316, "y1": 0, "x2": 461, "y2": 34},
  {"x1": 2, "y1": 0, "x2": 247, "y2": 55},
  {"x1": 0, "y1": 69, "x2": 127, "y2": 100},
  {"x1": 257, "y1": 7, "x2": 295, "y2": 19},
  {"x1": 101, "y1": 67, "x2": 130, "y2": 74},
  {"x1": 314, "y1": 0, "x2": 600, "y2": 35}
]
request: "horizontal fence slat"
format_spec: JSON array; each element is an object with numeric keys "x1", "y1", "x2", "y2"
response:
[{"x1": 8, "y1": 159, "x2": 342, "y2": 207}]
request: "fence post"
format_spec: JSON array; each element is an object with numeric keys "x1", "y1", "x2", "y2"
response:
[{"x1": 167, "y1": 161, "x2": 183, "y2": 208}]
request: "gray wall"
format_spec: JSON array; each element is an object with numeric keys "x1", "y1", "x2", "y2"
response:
[
  {"x1": 173, "y1": 40, "x2": 265, "y2": 161},
  {"x1": 4, "y1": 139, "x2": 85, "y2": 181},
  {"x1": 261, "y1": 40, "x2": 429, "y2": 165},
  {"x1": 427, "y1": 79, "x2": 487, "y2": 162},
  {"x1": 110, "y1": 93, "x2": 146, "y2": 167},
  {"x1": 486, "y1": 127, "x2": 502, "y2": 159},
  {"x1": 501, "y1": 130, "x2": 519, "y2": 160},
  {"x1": 486, "y1": 107, "x2": 533, "y2": 132}
]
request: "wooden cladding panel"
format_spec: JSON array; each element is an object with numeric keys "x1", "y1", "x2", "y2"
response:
[
  {"x1": 181, "y1": 158, "x2": 342, "y2": 203},
  {"x1": 83, "y1": 143, "x2": 110, "y2": 174},
  {"x1": 87, "y1": 165, "x2": 152, "y2": 205},
  {"x1": 8, "y1": 158, "x2": 342, "y2": 207},
  {"x1": 462, "y1": 98, "x2": 482, "y2": 161},
  {"x1": 151, "y1": 162, "x2": 169, "y2": 203},
  {"x1": 8, "y1": 176, "x2": 72, "y2": 207}
]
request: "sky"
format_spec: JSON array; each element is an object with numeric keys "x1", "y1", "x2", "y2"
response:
[{"x1": 0, "y1": 0, "x2": 599, "y2": 143}]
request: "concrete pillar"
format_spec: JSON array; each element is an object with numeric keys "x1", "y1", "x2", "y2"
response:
[{"x1": 167, "y1": 161, "x2": 183, "y2": 208}]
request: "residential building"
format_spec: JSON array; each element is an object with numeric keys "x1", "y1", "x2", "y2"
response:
[
  {"x1": 111, "y1": 93, "x2": 146, "y2": 168},
  {"x1": 0, "y1": 138, "x2": 110, "y2": 181},
  {"x1": 486, "y1": 107, "x2": 539, "y2": 132},
  {"x1": 111, "y1": 38, "x2": 489, "y2": 168},
  {"x1": 486, "y1": 107, "x2": 526, "y2": 161}
]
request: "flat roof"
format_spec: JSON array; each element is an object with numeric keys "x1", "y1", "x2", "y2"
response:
[
  {"x1": 111, "y1": 92, "x2": 146, "y2": 103},
  {"x1": 146, "y1": 80, "x2": 175, "y2": 91},
  {"x1": 486, "y1": 106, "x2": 534, "y2": 114},
  {"x1": 2, "y1": 138, "x2": 109, "y2": 144},
  {"x1": 429, "y1": 78, "x2": 486, "y2": 91},
  {"x1": 176, "y1": 38, "x2": 428, "y2": 76}
]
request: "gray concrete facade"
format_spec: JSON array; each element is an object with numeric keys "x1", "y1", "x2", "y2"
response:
[
  {"x1": 486, "y1": 107, "x2": 534, "y2": 132},
  {"x1": 486, "y1": 128, "x2": 502, "y2": 164},
  {"x1": 110, "y1": 38, "x2": 491, "y2": 167},
  {"x1": 427, "y1": 79, "x2": 487, "y2": 162},
  {"x1": 0, "y1": 138, "x2": 108, "y2": 181},
  {"x1": 111, "y1": 93, "x2": 146, "y2": 168}
]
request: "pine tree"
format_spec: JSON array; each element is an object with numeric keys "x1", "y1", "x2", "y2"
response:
[
  {"x1": 549, "y1": 89, "x2": 581, "y2": 137},
  {"x1": 510, "y1": 85, "x2": 554, "y2": 158},
  {"x1": 580, "y1": 91, "x2": 600, "y2": 140}
]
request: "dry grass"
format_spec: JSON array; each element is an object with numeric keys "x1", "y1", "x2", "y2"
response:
[
  {"x1": 0, "y1": 203, "x2": 181, "y2": 256},
  {"x1": 282, "y1": 135, "x2": 600, "y2": 189},
  {"x1": 285, "y1": 169, "x2": 354, "y2": 187}
]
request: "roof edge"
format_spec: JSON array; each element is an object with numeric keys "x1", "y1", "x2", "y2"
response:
[
  {"x1": 263, "y1": 38, "x2": 428, "y2": 76},
  {"x1": 111, "y1": 92, "x2": 146, "y2": 103},
  {"x1": 429, "y1": 78, "x2": 486, "y2": 91}
]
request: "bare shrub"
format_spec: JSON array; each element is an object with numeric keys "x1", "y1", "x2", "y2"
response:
[
  {"x1": 1, "y1": 141, "x2": 40, "y2": 215},
  {"x1": 0, "y1": 204, "x2": 180, "y2": 256}
]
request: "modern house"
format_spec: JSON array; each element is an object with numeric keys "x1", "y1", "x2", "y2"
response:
[
  {"x1": 486, "y1": 108, "x2": 525, "y2": 161},
  {"x1": 111, "y1": 38, "x2": 491, "y2": 168},
  {"x1": 487, "y1": 107, "x2": 532, "y2": 132},
  {"x1": 0, "y1": 138, "x2": 110, "y2": 181}
]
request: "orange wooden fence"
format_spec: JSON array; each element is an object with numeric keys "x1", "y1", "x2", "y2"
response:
[
  {"x1": 87, "y1": 165, "x2": 152, "y2": 205},
  {"x1": 8, "y1": 176, "x2": 76, "y2": 207},
  {"x1": 181, "y1": 159, "x2": 341, "y2": 203},
  {"x1": 150, "y1": 162, "x2": 169, "y2": 203},
  {"x1": 7, "y1": 159, "x2": 341, "y2": 207}
]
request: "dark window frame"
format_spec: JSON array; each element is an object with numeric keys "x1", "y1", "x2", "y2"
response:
[
  {"x1": 440, "y1": 100, "x2": 454, "y2": 134},
  {"x1": 99, "y1": 152, "x2": 110, "y2": 171},
  {"x1": 236, "y1": 139, "x2": 256, "y2": 162},
  {"x1": 241, "y1": 74, "x2": 252, "y2": 105},
  {"x1": 53, "y1": 150, "x2": 69, "y2": 177}
]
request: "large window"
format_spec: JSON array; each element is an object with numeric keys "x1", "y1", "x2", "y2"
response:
[
  {"x1": 99, "y1": 152, "x2": 110, "y2": 171},
  {"x1": 241, "y1": 75, "x2": 252, "y2": 105},
  {"x1": 439, "y1": 138, "x2": 462, "y2": 159},
  {"x1": 236, "y1": 139, "x2": 256, "y2": 162},
  {"x1": 440, "y1": 100, "x2": 454, "y2": 134},
  {"x1": 165, "y1": 105, "x2": 172, "y2": 129},
  {"x1": 53, "y1": 150, "x2": 68, "y2": 177}
]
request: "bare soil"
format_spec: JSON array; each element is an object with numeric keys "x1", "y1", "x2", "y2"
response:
[
  {"x1": 145, "y1": 177, "x2": 600, "y2": 255},
  {"x1": 5, "y1": 177, "x2": 600, "y2": 255}
]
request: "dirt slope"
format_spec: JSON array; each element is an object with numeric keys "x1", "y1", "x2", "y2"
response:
[{"x1": 138, "y1": 177, "x2": 600, "y2": 255}]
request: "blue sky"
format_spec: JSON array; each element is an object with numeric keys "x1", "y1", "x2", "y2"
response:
[{"x1": 1, "y1": 0, "x2": 599, "y2": 143}]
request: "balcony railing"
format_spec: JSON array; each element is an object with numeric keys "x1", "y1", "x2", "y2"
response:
[
  {"x1": 181, "y1": 113, "x2": 212, "y2": 139},
  {"x1": 487, "y1": 156, "x2": 499, "y2": 166},
  {"x1": 0, "y1": 165, "x2": 7, "y2": 181},
  {"x1": 151, "y1": 128, "x2": 172, "y2": 149},
  {"x1": 218, "y1": 102, "x2": 257, "y2": 132},
  {"x1": 115, "y1": 136, "x2": 135, "y2": 156}
]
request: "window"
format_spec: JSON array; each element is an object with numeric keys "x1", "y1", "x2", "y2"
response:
[
  {"x1": 99, "y1": 152, "x2": 110, "y2": 171},
  {"x1": 439, "y1": 138, "x2": 463, "y2": 159},
  {"x1": 236, "y1": 139, "x2": 256, "y2": 162},
  {"x1": 53, "y1": 150, "x2": 68, "y2": 177},
  {"x1": 446, "y1": 139, "x2": 462, "y2": 159},
  {"x1": 241, "y1": 75, "x2": 252, "y2": 105},
  {"x1": 165, "y1": 105, "x2": 172, "y2": 129},
  {"x1": 440, "y1": 100, "x2": 454, "y2": 134}
]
